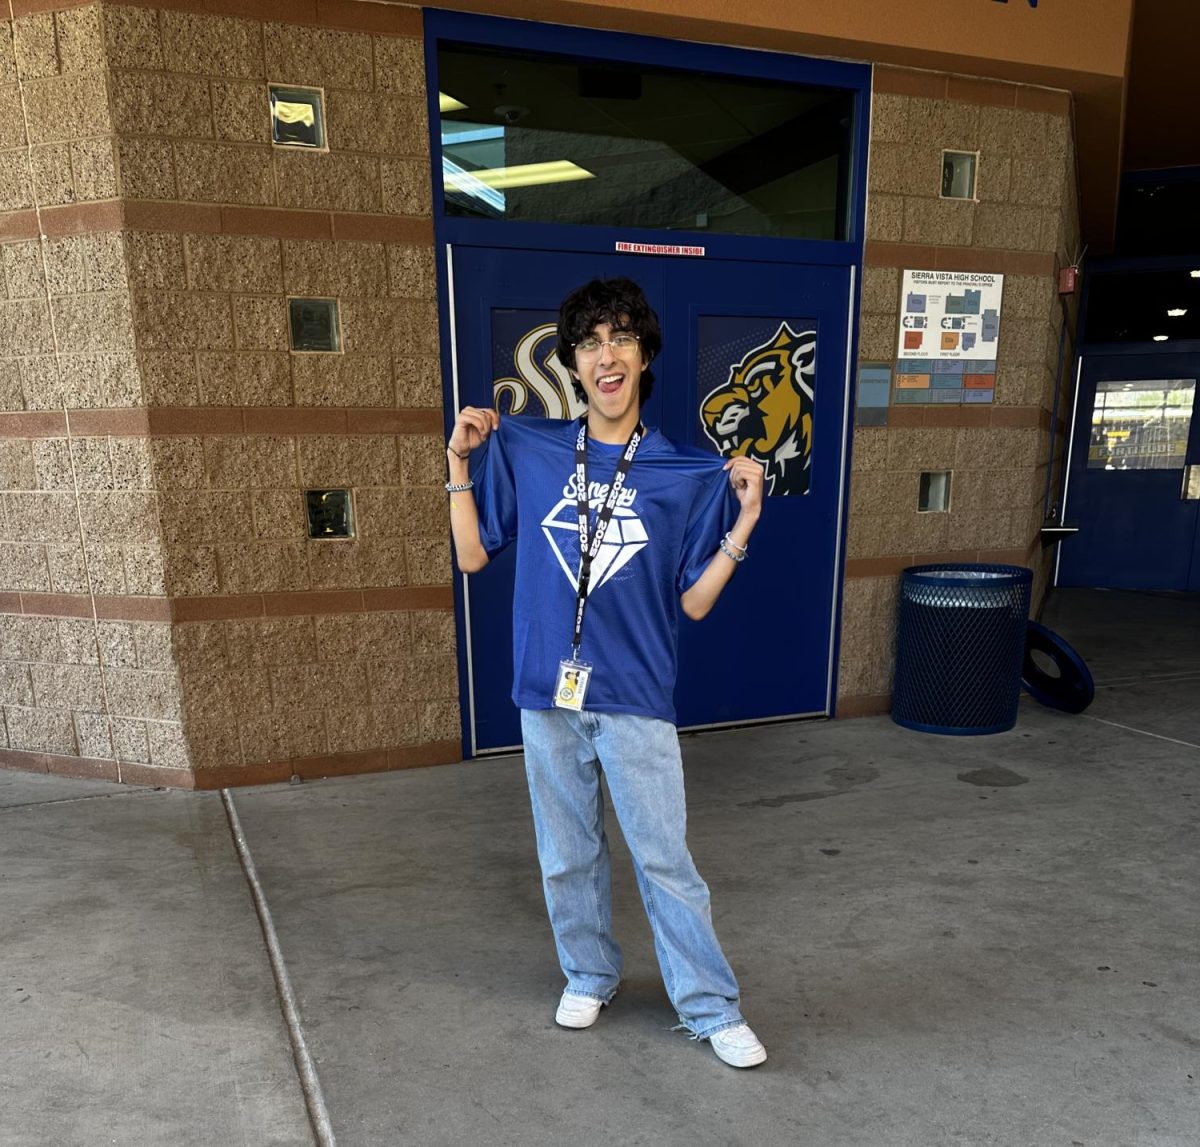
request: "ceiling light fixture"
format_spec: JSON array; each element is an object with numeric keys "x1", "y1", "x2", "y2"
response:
[
  {"x1": 439, "y1": 92, "x2": 468, "y2": 113},
  {"x1": 1191, "y1": 270, "x2": 1200, "y2": 279},
  {"x1": 444, "y1": 160, "x2": 595, "y2": 191},
  {"x1": 1153, "y1": 334, "x2": 1169, "y2": 342},
  {"x1": 1167, "y1": 308, "x2": 1188, "y2": 317}
]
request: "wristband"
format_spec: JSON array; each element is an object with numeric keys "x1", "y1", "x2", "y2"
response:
[
  {"x1": 445, "y1": 479, "x2": 474, "y2": 493},
  {"x1": 447, "y1": 445, "x2": 470, "y2": 461},
  {"x1": 719, "y1": 536, "x2": 745, "y2": 563}
]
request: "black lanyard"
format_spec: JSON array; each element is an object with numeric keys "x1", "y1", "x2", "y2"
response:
[{"x1": 571, "y1": 418, "x2": 644, "y2": 658}]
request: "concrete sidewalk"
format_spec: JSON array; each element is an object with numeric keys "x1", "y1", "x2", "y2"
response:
[{"x1": 2, "y1": 588, "x2": 1198, "y2": 1146}]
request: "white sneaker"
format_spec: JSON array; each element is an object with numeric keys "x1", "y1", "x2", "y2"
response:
[
  {"x1": 709, "y1": 1023, "x2": 767, "y2": 1068},
  {"x1": 555, "y1": 991, "x2": 606, "y2": 1029}
]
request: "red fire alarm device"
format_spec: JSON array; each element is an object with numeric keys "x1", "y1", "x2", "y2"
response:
[{"x1": 1058, "y1": 265, "x2": 1078, "y2": 295}]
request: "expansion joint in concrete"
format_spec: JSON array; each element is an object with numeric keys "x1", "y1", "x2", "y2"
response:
[{"x1": 220, "y1": 788, "x2": 337, "y2": 1147}]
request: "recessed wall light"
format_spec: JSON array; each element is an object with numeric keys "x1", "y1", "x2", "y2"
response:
[
  {"x1": 1167, "y1": 308, "x2": 1188, "y2": 317},
  {"x1": 1153, "y1": 334, "x2": 1169, "y2": 342}
]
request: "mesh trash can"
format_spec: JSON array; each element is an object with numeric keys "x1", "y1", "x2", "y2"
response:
[{"x1": 892, "y1": 563, "x2": 1033, "y2": 735}]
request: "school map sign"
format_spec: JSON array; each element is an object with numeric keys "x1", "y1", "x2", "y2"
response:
[{"x1": 894, "y1": 269, "x2": 1005, "y2": 405}]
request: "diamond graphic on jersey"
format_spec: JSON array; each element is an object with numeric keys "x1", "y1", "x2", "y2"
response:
[{"x1": 541, "y1": 497, "x2": 649, "y2": 591}]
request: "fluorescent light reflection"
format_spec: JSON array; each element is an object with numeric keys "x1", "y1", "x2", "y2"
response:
[
  {"x1": 1153, "y1": 334, "x2": 1169, "y2": 342},
  {"x1": 441, "y1": 157, "x2": 504, "y2": 212},
  {"x1": 1167, "y1": 308, "x2": 1187, "y2": 317},
  {"x1": 444, "y1": 160, "x2": 595, "y2": 191},
  {"x1": 439, "y1": 92, "x2": 467, "y2": 113}
]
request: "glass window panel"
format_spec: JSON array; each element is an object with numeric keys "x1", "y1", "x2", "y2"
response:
[
  {"x1": 436, "y1": 43, "x2": 855, "y2": 240},
  {"x1": 288, "y1": 297, "x2": 341, "y2": 353},
  {"x1": 270, "y1": 85, "x2": 326, "y2": 150},
  {"x1": 941, "y1": 151, "x2": 977, "y2": 200},
  {"x1": 918, "y1": 471, "x2": 952, "y2": 511},
  {"x1": 1087, "y1": 378, "x2": 1195, "y2": 470}
]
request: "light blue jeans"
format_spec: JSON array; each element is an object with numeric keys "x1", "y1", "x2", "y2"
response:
[{"x1": 520, "y1": 707, "x2": 744, "y2": 1039}]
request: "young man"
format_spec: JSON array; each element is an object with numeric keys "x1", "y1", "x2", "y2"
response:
[{"x1": 445, "y1": 278, "x2": 767, "y2": 1068}]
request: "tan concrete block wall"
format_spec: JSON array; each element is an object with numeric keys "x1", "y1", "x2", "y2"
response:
[
  {"x1": 3, "y1": 7, "x2": 117, "y2": 209},
  {"x1": 841, "y1": 76, "x2": 1081, "y2": 710},
  {"x1": 0, "y1": 422, "x2": 178, "y2": 773},
  {"x1": 868, "y1": 93, "x2": 1072, "y2": 252},
  {"x1": 122, "y1": 6, "x2": 451, "y2": 774},
  {"x1": 1, "y1": 231, "x2": 141, "y2": 411},
  {"x1": 175, "y1": 611, "x2": 458, "y2": 770},
  {"x1": 0, "y1": 612, "x2": 186, "y2": 768},
  {"x1": 1, "y1": 3, "x2": 457, "y2": 783},
  {"x1": 144, "y1": 428, "x2": 448, "y2": 597},
  {"x1": 98, "y1": 6, "x2": 428, "y2": 214}
]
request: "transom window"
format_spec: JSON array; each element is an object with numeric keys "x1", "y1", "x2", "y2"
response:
[{"x1": 436, "y1": 42, "x2": 856, "y2": 241}]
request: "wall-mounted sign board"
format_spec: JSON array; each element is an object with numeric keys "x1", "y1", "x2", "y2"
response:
[{"x1": 895, "y1": 269, "x2": 1004, "y2": 404}]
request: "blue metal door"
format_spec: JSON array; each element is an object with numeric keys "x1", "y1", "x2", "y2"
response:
[
  {"x1": 1058, "y1": 352, "x2": 1200, "y2": 590},
  {"x1": 448, "y1": 244, "x2": 854, "y2": 753}
]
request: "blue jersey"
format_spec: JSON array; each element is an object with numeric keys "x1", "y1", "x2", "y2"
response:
[{"x1": 471, "y1": 417, "x2": 737, "y2": 724}]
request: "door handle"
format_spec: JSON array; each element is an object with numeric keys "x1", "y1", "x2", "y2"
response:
[{"x1": 1183, "y1": 465, "x2": 1200, "y2": 501}]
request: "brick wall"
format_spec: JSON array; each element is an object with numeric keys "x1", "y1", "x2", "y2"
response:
[
  {"x1": 837, "y1": 68, "x2": 1080, "y2": 716},
  {"x1": 0, "y1": 1, "x2": 460, "y2": 786},
  {"x1": 1, "y1": 5, "x2": 1087, "y2": 769}
]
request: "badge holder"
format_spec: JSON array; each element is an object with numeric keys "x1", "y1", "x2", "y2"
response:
[{"x1": 554, "y1": 658, "x2": 592, "y2": 712}]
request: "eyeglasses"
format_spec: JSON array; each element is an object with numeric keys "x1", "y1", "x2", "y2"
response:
[{"x1": 573, "y1": 333, "x2": 640, "y2": 360}]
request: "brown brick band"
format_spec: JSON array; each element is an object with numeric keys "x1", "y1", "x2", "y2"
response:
[
  {"x1": 0, "y1": 737, "x2": 461, "y2": 789},
  {"x1": 0, "y1": 586, "x2": 453, "y2": 621},
  {"x1": 0, "y1": 209, "x2": 39, "y2": 242},
  {"x1": 864, "y1": 242, "x2": 1057, "y2": 277},
  {"x1": 0, "y1": 407, "x2": 444, "y2": 438},
  {"x1": 0, "y1": 201, "x2": 435, "y2": 244},
  {"x1": 884, "y1": 405, "x2": 1053, "y2": 430},
  {"x1": 874, "y1": 66, "x2": 1072, "y2": 116},
  {"x1": 149, "y1": 407, "x2": 446, "y2": 436},
  {"x1": 835, "y1": 693, "x2": 892, "y2": 718}
]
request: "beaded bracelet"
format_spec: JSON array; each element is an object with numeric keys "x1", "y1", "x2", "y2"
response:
[
  {"x1": 723, "y1": 532, "x2": 748, "y2": 556},
  {"x1": 719, "y1": 536, "x2": 746, "y2": 563},
  {"x1": 445, "y1": 479, "x2": 474, "y2": 493}
]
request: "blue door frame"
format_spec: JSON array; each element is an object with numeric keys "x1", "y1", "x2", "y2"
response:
[
  {"x1": 1056, "y1": 256, "x2": 1200, "y2": 590},
  {"x1": 422, "y1": 11, "x2": 872, "y2": 754},
  {"x1": 1057, "y1": 341, "x2": 1200, "y2": 591}
]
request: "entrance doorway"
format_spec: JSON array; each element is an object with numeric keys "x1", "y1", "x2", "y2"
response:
[
  {"x1": 424, "y1": 11, "x2": 870, "y2": 754},
  {"x1": 449, "y1": 245, "x2": 855, "y2": 752},
  {"x1": 1058, "y1": 351, "x2": 1200, "y2": 590}
]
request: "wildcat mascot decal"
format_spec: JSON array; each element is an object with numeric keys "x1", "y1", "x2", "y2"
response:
[{"x1": 699, "y1": 322, "x2": 816, "y2": 496}]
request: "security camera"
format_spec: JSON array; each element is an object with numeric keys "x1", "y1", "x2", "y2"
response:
[{"x1": 494, "y1": 104, "x2": 530, "y2": 124}]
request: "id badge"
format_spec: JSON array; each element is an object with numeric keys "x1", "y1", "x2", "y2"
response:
[{"x1": 553, "y1": 659, "x2": 592, "y2": 711}]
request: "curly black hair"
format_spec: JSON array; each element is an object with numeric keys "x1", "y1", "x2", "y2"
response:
[{"x1": 556, "y1": 277, "x2": 662, "y2": 406}]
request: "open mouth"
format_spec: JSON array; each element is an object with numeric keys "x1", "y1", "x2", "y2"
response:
[{"x1": 596, "y1": 373, "x2": 624, "y2": 396}]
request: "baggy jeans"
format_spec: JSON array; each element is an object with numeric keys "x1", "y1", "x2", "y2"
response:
[{"x1": 520, "y1": 707, "x2": 744, "y2": 1039}]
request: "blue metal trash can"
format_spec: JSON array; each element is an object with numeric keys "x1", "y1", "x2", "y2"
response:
[{"x1": 892, "y1": 563, "x2": 1033, "y2": 735}]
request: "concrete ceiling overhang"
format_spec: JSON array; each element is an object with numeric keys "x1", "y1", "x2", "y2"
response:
[
  {"x1": 417, "y1": 0, "x2": 1134, "y2": 251},
  {"x1": 1122, "y1": 0, "x2": 1200, "y2": 174}
]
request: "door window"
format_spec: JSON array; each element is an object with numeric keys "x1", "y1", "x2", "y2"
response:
[
  {"x1": 1087, "y1": 378, "x2": 1196, "y2": 470},
  {"x1": 436, "y1": 42, "x2": 855, "y2": 240}
]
